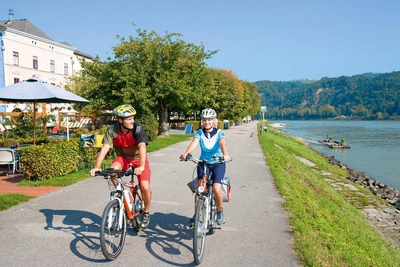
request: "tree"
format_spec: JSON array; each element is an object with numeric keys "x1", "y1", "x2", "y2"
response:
[{"x1": 74, "y1": 27, "x2": 218, "y2": 136}]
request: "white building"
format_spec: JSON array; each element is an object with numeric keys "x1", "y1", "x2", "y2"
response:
[{"x1": 0, "y1": 10, "x2": 93, "y2": 117}]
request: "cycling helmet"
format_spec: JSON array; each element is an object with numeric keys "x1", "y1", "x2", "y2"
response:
[
  {"x1": 200, "y1": 108, "x2": 217, "y2": 119},
  {"x1": 113, "y1": 104, "x2": 136, "y2": 118}
]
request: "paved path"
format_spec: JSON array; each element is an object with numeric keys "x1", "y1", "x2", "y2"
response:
[{"x1": 0, "y1": 121, "x2": 300, "y2": 266}]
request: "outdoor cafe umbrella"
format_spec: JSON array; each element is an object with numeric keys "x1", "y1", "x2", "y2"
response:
[{"x1": 0, "y1": 78, "x2": 90, "y2": 144}]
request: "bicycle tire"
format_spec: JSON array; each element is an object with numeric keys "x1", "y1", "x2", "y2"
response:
[
  {"x1": 193, "y1": 198, "x2": 207, "y2": 264},
  {"x1": 100, "y1": 199, "x2": 127, "y2": 260},
  {"x1": 131, "y1": 194, "x2": 141, "y2": 232}
]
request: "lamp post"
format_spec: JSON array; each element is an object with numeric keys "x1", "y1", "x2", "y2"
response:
[{"x1": 60, "y1": 109, "x2": 77, "y2": 141}]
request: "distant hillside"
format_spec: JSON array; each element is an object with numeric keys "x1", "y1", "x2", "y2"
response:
[{"x1": 256, "y1": 72, "x2": 400, "y2": 120}]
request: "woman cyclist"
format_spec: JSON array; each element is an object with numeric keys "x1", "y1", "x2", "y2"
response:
[{"x1": 180, "y1": 108, "x2": 231, "y2": 226}]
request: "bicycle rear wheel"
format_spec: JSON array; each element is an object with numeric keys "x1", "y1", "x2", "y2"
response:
[
  {"x1": 100, "y1": 199, "x2": 127, "y2": 260},
  {"x1": 193, "y1": 198, "x2": 207, "y2": 265},
  {"x1": 131, "y1": 194, "x2": 142, "y2": 232},
  {"x1": 208, "y1": 196, "x2": 216, "y2": 235}
]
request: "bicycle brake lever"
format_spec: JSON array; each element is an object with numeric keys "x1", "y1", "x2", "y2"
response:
[{"x1": 185, "y1": 153, "x2": 193, "y2": 161}]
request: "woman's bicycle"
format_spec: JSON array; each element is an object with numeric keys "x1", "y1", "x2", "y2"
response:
[
  {"x1": 183, "y1": 153, "x2": 231, "y2": 265},
  {"x1": 95, "y1": 165, "x2": 144, "y2": 260}
]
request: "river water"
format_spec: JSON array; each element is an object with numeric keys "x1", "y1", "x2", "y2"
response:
[{"x1": 272, "y1": 120, "x2": 400, "y2": 191}]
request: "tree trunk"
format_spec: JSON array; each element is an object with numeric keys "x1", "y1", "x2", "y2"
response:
[{"x1": 157, "y1": 100, "x2": 169, "y2": 136}]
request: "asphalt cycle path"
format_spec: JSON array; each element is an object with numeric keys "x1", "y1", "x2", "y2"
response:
[{"x1": 0, "y1": 121, "x2": 300, "y2": 267}]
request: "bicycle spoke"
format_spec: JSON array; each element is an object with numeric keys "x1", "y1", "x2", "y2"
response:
[
  {"x1": 193, "y1": 198, "x2": 207, "y2": 264},
  {"x1": 100, "y1": 199, "x2": 126, "y2": 260}
]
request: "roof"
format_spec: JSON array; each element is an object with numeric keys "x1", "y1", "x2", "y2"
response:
[
  {"x1": 0, "y1": 19, "x2": 94, "y2": 59},
  {"x1": 0, "y1": 19, "x2": 53, "y2": 41},
  {"x1": 60, "y1": 41, "x2": 94, "y2": 60}
]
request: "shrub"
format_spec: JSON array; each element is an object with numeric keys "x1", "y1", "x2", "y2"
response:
[{"x1": 20, "y1": 140, "x2": 80, "y2": 180}]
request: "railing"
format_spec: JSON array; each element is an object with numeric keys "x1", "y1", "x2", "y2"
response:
[{"x1": 280, "y1": 129, "x2": 325, "y2": 144}]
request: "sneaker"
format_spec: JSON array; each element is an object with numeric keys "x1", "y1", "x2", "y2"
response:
[
  {"x1": 188, "y1": 215, "x2": 195, "y2": 227},
  {"x1": 140, "y1": 212, "x2": 150, "y2": 229},
  {"x1": 216, "y1": 210, "x2": 225, "y2": 225}
]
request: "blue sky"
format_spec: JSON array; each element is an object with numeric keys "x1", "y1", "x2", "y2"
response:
[{"x1": 1, "y1": 0, "x2": 400, "y2": 82}]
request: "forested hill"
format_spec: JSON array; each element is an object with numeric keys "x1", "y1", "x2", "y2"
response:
[{"x1": 255, "y1": 72, "x2": 400, "y2": 120}]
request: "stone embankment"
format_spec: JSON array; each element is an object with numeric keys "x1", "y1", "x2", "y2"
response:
[
  {"x1": 322, "y1": 153, "x2": 400, "y2": 208},
  {"x1": 317, "y1": 152, "x2": 400, "y2": 249}
]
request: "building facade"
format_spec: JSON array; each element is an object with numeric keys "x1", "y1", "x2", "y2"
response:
[{"x1": 0, "y1": 13, "x2": 93, "y2": 115}]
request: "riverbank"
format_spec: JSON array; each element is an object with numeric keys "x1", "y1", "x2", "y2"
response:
[
  {"x1": 270, "y1": 120, "x2": 400, "y2": 191},
  {"x1": 268, "y1": 122, "x2": 400, "y2": 251},
  {"x1": 270, "y1": 122, "x2": 400, "y2": 209}
]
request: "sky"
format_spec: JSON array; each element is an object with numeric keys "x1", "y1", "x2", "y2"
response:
[{"x1": 1, "y1": 0, "x2": 400, "y2": 82}]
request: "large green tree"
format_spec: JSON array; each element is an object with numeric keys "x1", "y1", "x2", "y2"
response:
[{"x1": 74, "y1": 27, "x2": 217, "y2": 135}]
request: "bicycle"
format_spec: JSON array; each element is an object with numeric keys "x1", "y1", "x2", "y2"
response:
[
  {"x1": 95, "y1": 165, "x2": 144, "y2": 260},
  {"x1": 183, "y1": 153, "x2": 231, "y2": 265}
]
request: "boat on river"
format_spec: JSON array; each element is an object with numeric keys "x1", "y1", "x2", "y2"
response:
[{"x1": 318, "y1": 139, "x2": 351, "y2": 149}]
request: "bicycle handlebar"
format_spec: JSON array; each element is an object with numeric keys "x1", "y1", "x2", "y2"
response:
[
  {"x1": 183, "y1": 153, "x2": 232, "y2": 164},
  {"x1": 95, "y1": 165, "x2": 135, "y2": 178}
]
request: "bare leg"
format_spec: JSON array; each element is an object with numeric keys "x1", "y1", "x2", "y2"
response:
[
  {"x1": 139, "y1": 180, "x2": 151, "y2": 213},
  {"x1": 110, "y1": 162, "x2": 122, "y2": 187},
  {"x1": 213, "y1": 183, "x2": 223, "y2": 210}
]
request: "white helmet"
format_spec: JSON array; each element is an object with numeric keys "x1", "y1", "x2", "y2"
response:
[{"x1": 200, "y1": 108, "x2": 217, "y2": 119}]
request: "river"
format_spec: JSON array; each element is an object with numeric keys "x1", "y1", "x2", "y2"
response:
[{"x1": 272, "y1": 120, "x2": 400, "y2": 191}]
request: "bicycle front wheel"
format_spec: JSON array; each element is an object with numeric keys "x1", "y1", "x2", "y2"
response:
[
  {"x1": 193, "y1": 197, "x2": 208, "y2": 265},
  {"x1": 100, "y1": 199, "x2": 127, "y2": 260}
]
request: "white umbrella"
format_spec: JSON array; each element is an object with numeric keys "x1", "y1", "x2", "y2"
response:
[{"x1": 0, "y1": 78, "x2": 89, "y2": 144}]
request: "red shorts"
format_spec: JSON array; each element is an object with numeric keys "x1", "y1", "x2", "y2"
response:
[{"x1": 112, "y1": 156, "x2": 151, "y2": 183}]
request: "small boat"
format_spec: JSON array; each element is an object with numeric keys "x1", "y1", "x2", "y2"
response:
[{"x1": 318, "y1": 139, "x2": 351, "y2": 149}]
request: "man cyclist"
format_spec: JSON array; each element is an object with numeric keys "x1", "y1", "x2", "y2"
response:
[
  {"x1": 90, "y1": 104, "x2": 152, "y2": 229},
  {"x1": 180, "y1": 108, "x2": 231, "y2": 226}
]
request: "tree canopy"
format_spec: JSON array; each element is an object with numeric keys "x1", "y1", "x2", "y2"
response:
[
  {"x1": 73, "y1": 27, "x2": 261, "y2": 137},
  {"x1": 256, "y1": 72, "x2": 400, "y2": 120}
]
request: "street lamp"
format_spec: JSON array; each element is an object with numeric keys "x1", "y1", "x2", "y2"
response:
[{"x1": 60, "y1": 109, "x2": 78, "y2": 141}]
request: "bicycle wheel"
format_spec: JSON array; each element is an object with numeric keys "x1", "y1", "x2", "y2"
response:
[
  {"x1": 193, "y1": 198, "x2": 207, "y2": 265},
  {"x1": 100, "y1": 199, "x2": 127, "y2": 260},
  {"x1": 131, "y1": 194, "x2": 141, "y2": 232}
]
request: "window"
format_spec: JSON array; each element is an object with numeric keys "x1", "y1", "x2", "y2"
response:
[
  {"x1": 50, "y1": 60, "x2": 55, "y2": 73},
  {"x1": 64, "y1": 63, "x2": 68, "y2": 75},
  {"x1": 14, "y1": 78, "x2": 20, "y2": 84},
  {"x1": 33, "y1": 56, "x2": 38, "y2": 69},
  {"x1": 13, "y1": 51, "x2": 19, "y2": 66}
]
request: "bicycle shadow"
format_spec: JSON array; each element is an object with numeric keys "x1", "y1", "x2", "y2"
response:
[
  {"x1": 142, "y1": 212, "x2": 197, "y2": 266},
  {"x1": 39, "y1": 208, "x2": 108, "y2": 263}
]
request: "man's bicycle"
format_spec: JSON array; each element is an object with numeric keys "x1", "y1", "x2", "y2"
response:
[
  {"x1": 95, "y1": 165, "x2": 144, "y2": 260},
  {"x1": 183, "y1": 153, "x2": 230, "y2": 265}
]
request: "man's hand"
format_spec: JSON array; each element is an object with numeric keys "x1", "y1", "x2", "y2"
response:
[
  {"x1": 90, "y1": 168, "x2": 101, "y2": 177},
  {"x1": 134, "y1": 165, "x2": 144, "y2": 176}
]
